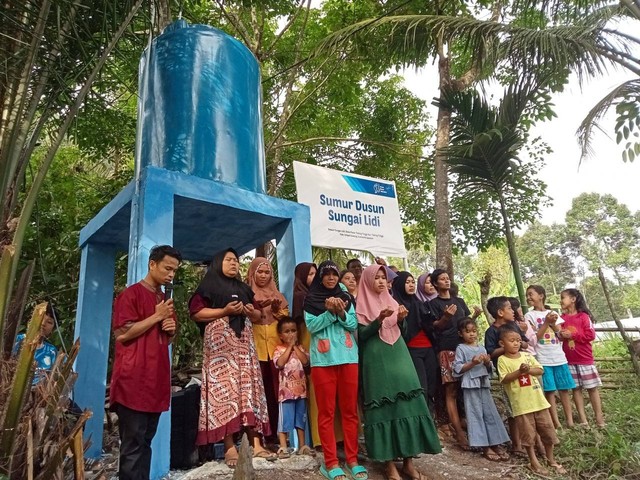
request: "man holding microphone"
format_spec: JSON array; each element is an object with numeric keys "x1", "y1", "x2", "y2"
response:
[{"x1": 110, "y1": 245, "x2": 182, "y2": 480}]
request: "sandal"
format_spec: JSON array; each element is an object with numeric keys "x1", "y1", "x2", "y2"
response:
[
  {"x1": 320, "y1": 464, "x2": 349, "y2": 480},
  {"x1": 510, "y1": 448, "x2": 528, "y2": 459},
  {"x1": 494, "y1": 448, "x2": 510, "y2": 461},
  {"x1": 277, "y1": 447, "x2": 290, "y2": 459},
  {"x1": 482, "y1": 451, "x2": 502, "y2": 462},
  {"x1": 345, "y1": 464, "x2": 368, "y2": 479},
  {"x1": 297, "y1": 445, "x2": 317, "y2": 456},
  {"x1": 224, "y1": 447, "x2": 238, "y2": 469},
  {"x1": 253, "y1": 449, "x2": 277, "y2": 461}
]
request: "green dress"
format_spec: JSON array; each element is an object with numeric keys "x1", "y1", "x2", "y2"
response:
[{"x1": 358, "y1": 320, "x2": 442, "y2": 461}]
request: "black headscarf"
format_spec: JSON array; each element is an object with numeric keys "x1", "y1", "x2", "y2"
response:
[
  {"x1": 190, "y1": 248, "x2": 254, "y2": 337},
  {"x1": 304, "y1": 260, "x2": 353, "y2": 316},
  {"x1": 292, "y1": 262, "x2": 317, "y2": 323},
  {"x1": 391, "y1": 271, "x2": 436, "y2": 344}
]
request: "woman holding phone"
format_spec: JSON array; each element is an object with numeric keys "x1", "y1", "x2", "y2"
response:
[{"x1": 189, "y1": 248, "x2": 276, "y2": 468}]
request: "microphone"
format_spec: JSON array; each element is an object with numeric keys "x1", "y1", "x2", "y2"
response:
[{"x1": 164, "y1": 283, "x2": 173, "y2": 301}]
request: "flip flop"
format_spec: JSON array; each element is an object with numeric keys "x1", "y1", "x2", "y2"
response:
[
  {"x1": 253, "y1": 449, "x2": 277, "y2": 461},
  {"x1": 345, "y1": 464, "x2": 368, "y2": 479},
  {"x1": 297, "y1": 445, "x2": 317, "y2": 456},
  {"x1": 495, "y1": 449, "x2": 510, "y2": 461},
  {"x1": 320, "y1": 464, "x2": 349, "y2": 480},
  {"x1": 483, "y1": 451, "x2": 502, "y2": 462},
  {"x1": 510, "y1": 449, "x2": 528, "y2": 459},
  {"x1": 277, "y1": 447, "x2": 290, "y2": 459}
]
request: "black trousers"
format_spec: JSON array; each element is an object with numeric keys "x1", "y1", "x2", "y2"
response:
[
  {"x1": 407, "y1": 346, "x2": 439, "y2": 416},
  {"x1": 115, "y1": 404, "x2": 161, "y2": 480}
]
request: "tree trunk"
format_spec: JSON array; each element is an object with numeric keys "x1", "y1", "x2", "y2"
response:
[
  {"x1": 597, "y1": 266, "x2": 640, "y2": 377},
  {"x1": 498, "y1": 194, "x2": 526, "y2": 310},
  {"x1": 434, "y1": 53, "x2": 454, "y2": 277},
  {"x1": 478, "y1": 272, "x2": 493, "y2": 323}
]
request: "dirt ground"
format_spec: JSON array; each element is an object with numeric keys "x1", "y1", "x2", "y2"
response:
[
  {"x1": 96, "y1": 422, "x2": 534, "y2": 479},
  {"x1": 169, "y1": 431, "x2": 529, "y2": 480}
]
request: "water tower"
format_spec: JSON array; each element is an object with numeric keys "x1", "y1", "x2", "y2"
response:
[{"x1": 73, "y1": 20, "x2": 311, "y2": 478}]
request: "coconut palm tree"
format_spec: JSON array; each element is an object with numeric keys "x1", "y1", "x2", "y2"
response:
[
  {"x1": 434, "y1": 78, "x2": 545, "y2": 307},
  {"x1": 312, "y1": 0, "x2": 640, "y2": 275}
]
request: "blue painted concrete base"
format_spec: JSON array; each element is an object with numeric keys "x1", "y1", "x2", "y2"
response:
[{"x1": 74, "y1": 166, "x2": 311, "y2": 478}]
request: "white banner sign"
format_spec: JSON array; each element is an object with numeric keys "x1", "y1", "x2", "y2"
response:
[{"x1": 293, "y1": 161, "x2": 406, "y2": 257}]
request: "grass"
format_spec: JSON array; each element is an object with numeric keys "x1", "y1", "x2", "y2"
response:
[{"x1": 553, "y1": 382, "x2": 640, "y2": 479}]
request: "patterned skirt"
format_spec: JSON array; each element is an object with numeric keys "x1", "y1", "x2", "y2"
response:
[{"x1": 196, "y1": 318, "x2": 271, "y2": 445}]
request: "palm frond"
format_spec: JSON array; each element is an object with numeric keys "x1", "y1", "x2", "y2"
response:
[
  {"x1": 437, "y1": 80, "x2": 540, "y2": 193},
  {"x1": 577, "y1": 79, "x2": 640, "y2": 162},
  {"x1": 312, "y1": 13, "x2": 640, "y2": 79}
]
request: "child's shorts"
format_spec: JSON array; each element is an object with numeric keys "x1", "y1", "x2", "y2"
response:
[
  {"x1": 278, "y1": 398, "x2": 307, "y2": 433},
  {"x1": 515, "y1": 409, "x2": 558, "y2": 447},
  {"x1": 568, "y1": 364, "x2": 602, "y2": 389},
  {"x1": 542, "y1": 363, "x2": 576, "y2": 392}
]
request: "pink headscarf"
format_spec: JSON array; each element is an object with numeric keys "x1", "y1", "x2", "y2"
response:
[{"x1": 356, "y1": 264, "x2": 401, "y2": 345}]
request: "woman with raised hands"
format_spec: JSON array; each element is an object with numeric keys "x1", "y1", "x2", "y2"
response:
[{"x1": 356, "y1": 264, "x2": 441, "y2": 480}]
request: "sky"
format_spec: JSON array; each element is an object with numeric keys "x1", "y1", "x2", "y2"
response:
[{"x1": 401, "y1": 66, "x2": 640, "y2": 226}]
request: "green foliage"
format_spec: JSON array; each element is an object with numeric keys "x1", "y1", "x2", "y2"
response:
[
  {"x1": 555, "y1": 383, "x2": 640, "y2": 478},
  {"x1": 455, "y1": 245, "x2": 517, "y2": 307},
  {"x1": 516, "y1": 221, "x2": 574, "y2": 297},
  {"x1": 515, "y1": 195, "x2": 640, "y2": 321},
  {"x1": 171, "y1": 263, "x2": 204, "y2": 369},
  {"x1": 18, "y1": 146, "x2": 133, "y2": 348},
  {"x1": 593, "y1": 337, "x2": 629, "y2": 359},
  {"x1": 579, "y1": 78, "x2": 640, "y2": 163},
  {"x1": 578, "y1": 275, "x2": 639, "y2": 322},
  {"x1": 615, "y1": 95, "x2": 640, "y2": 163},
  {"x1": 565, "y1": 193, "x2": 640, "y2": 284}
]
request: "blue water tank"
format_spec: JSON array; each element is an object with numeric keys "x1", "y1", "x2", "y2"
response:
[{"x1": 136, "y1": 19, "x2": 266, "y2": 194}]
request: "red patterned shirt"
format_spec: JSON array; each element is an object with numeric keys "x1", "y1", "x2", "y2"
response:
[{"x1": 272, "y1": 344, "x2": 309, "y2": 401}]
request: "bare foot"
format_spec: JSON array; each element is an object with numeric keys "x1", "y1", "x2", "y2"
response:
[
  {"x1": 528, "y1": 463, "x2": 550, "y2": 476},
  {"x1": 385, "y1": 461, "x2": 402, "y2": 480},
  {"x1": 224, "y1": 447, "x2": 238, "y2": 468},
  {"x1": 549, "y1": 462, "x2": 568, "y2": 475}
]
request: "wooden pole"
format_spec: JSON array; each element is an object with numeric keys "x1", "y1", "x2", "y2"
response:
[{"x1": 597, "y1": 267, "x2": 640, "y2": 377}]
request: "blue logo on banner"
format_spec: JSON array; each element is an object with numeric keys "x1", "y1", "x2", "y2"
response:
[{"x1": 342, "y1": 175, "x2": 396, "y2": 198}]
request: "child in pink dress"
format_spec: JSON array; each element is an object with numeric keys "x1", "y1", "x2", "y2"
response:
[{"x1": 273, "y1": 316, "x2": 314, "y2": 457}]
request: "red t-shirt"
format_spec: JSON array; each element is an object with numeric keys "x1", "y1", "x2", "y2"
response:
[{"x1": 110, "y1": 282, "x2": 173, "y2": 412}]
